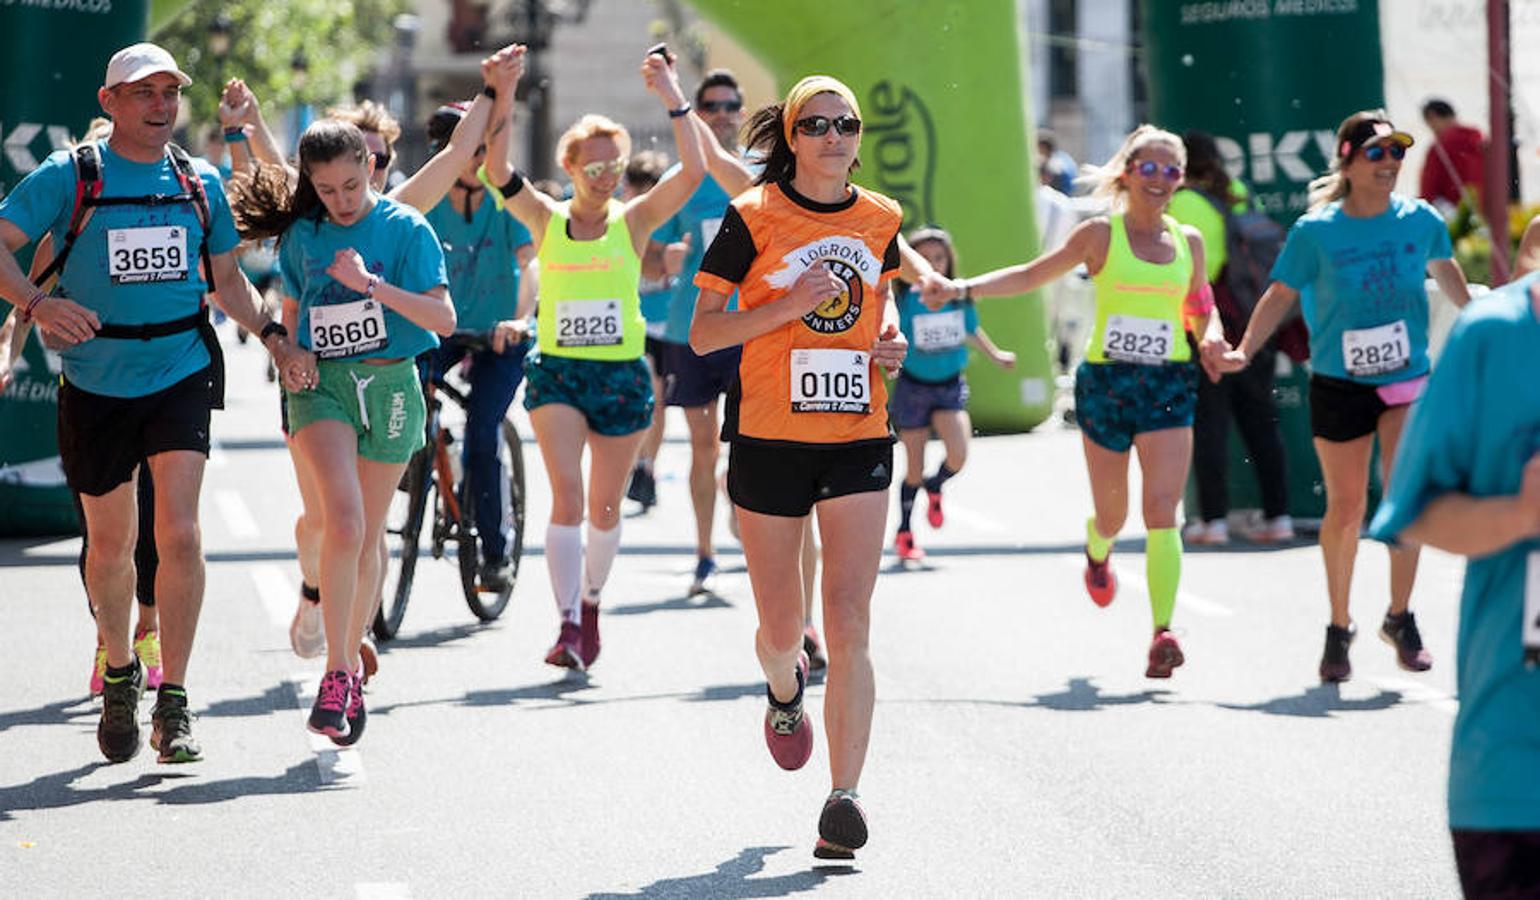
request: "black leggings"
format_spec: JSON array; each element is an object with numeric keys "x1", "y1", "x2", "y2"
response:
[
  {"x1": 1191, "y1": 344, "x2": 1289, "y2": 521},
  {"x1": 74, "y1": 461, "x2": 158, "y2": 614}
]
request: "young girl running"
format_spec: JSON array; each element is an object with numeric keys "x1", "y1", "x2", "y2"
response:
[
  {"x1": 231, "y1": 119, "x2": 454, "y2": 744},
  {"x1": 925, "y1": 125, "x2": 1225, "y2": 678}
]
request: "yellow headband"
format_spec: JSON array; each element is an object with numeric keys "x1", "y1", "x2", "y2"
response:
[{"x1": 783, "y1": 75, "x2": 862, "y2": 144}]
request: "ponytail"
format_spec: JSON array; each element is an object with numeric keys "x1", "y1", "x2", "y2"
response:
[
  {"x1": 228, "y1": 118, "x2": 368, "y2": 241},
  {"x1": 745, "y1": 102, "x2": 795, "y2": 186}
]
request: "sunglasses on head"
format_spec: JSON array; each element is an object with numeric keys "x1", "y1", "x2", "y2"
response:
[
  {"x1": 793, "y1": 115, "x2": 862, "y2": 138},
  {"x1": 699, "y1": 99, "x2": 743, "y2": 114},
  {"x1": 1128, "y1": 159, "x2": 1184, "y2": 182},
  {"x1": 581, "y1": 158, "x2": 628, "y2": 179},
  {"x1": 370, "y1": 149, "x2": 392, "y2": 169},
  {"x1": 1360, "y1": 143, "x2": 1406, "y2": 162}
]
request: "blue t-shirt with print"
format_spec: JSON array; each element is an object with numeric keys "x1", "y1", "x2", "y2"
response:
[
  {"x1": 1269, "y1": 194, "x2": 1452, "y2": 384},
  {"x1": 280, "y1": 195, "x2": 447, "y2": 361},
  {"x1": 0, "y1": 142, "x2": 240, "y2": 397},
  {"x1": 897, "y1": 287, "x2": 978, "y2": 383},
  {"x1": 639, "y1": 274, "x2": 672, "y2": 327},
  {"x1": 1368, "y1": 277, "x2": 1540, "y2": 830},
  {"x1": 424, "y1": 190, "x2": 531, "y2": 333},
  {"x1": 654, "y1": 165, "x2": 738, "y2": 344}
]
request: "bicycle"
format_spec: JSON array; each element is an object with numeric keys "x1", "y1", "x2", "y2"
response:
[{"x1": 373, "y1": 332, "x2": 527, "y2": 639}]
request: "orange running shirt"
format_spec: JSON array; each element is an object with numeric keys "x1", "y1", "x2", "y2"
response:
[{"x1": 695, "y1": 181, "x2": 902, "y2": 447}]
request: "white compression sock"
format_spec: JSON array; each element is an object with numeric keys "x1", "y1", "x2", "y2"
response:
[
  {"x1": 581, "y1": 522, "x2": 622, "y2": 606},
  {"x1": 545, "y1": 523, "x2": 584, "y2": 626}
]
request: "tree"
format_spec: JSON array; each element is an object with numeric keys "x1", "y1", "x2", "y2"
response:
[{"x1": 155, "y1": 0, "x2": 409, "y2": 134}]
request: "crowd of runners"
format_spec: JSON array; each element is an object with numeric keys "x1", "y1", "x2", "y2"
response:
[{"x1": 1, "y1": 38, "x2": 1537, "y2": 888}]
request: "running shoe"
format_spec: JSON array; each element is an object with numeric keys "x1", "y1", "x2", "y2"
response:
[
  {"x1": 925, "y1": 487, "x2": 945, "y2": 529},
  {"x1": 1380, "y1": 611, "x2": 1433, "y2": 672},
  {"x1": 894, "y1": 530, "x2": 925, "y2": 562},
  {"x1": 626, "y1": 465, "x2": 657, "y2": 510},
  {"x1": 1145, "y1": 628, "x2": 1185, "y2": 679},
  {"x1": 803, "y1": 623, "x2": 828, "y2": 672},
  {"x1": 289, "y1": 595, "x2": 326, "y2": 660},
  {"x1": 579, "y1": 604, "x2": 601, "y2": 669},
  {"x1": 1243, "y1": 514, "x2": 1295, "y2": 544},
  {"x1": 479, "y1": 556, "x2": 514, "y2": 593},
  {"x1": 150, "y1": 690, "x2": 202, "y2": 763},
  {"x1": 97, "y1": 658, "x2": 145, "y2": 763},
  {"x1": 1182, "y1": 519, "x2": 1229, "y2": 546},
  {"x1": 89, "y1": 641, "x2": 107, "y2": 697},
  {"x1": 545, "y1": 621, "x2": 584, "y2": 670},
  {"x1": 764, "y1": 654, "x2": 813, "y2": 771},
  {"x1": 814, "y1": 789, "x2": 868, "y2": 859},
  {"x1": 1083, "y1": 551, "x2": 1117, "y2": 608},
  {"x1": 1319, "y1": 623, "x2": 1356, "y2": 683},
  {"x1": 134, "y1": 628, "x2": 163, "y2": 690},
  {"x1": 689, "y1": 556, "x2": 718, "y2": 596},
  {"x1": 332, "y1": 671, "x2": 367, "y2": 747},
  {"x1": 359, "y1": 637, "x2": 379, "y2": 685},
  {"x1": 307, "y1": 670, "x2": 351, "y2": 739}
]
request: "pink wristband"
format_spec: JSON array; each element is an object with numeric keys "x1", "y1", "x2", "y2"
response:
[
  {"x1": 19, "y1": 290, "x2": 47, "y2": 323},
  {"x1": 1183, "y1": 282, "x2": 1215, "y2": 318}
]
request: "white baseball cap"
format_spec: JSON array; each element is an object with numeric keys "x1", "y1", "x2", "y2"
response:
[{"x1": 104, "y1": 43, "x2": 192, "y2": 90}]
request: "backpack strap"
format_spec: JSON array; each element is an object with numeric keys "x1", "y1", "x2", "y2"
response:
[
  {"x1": 166, "y1": 143, "x2": 216, "y2": 296},
  {"x1": 31, "y1": 143, "x2": 103, "y2": 289}
]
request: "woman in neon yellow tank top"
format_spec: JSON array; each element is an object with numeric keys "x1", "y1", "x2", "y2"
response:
[
  {"x1": 481, "y1": 46, "x2": 704, "y2": 670},
  {"x1": 924, "y1": 125, "x2": 1227, "y2": 679}
]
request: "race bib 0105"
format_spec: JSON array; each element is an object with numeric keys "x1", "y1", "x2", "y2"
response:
[
  {"x1": 107, "y1": 226, "x2": 188, "y2": 285},
  {"x1": 1102, "y1": 314, "x2": 1172, "y2": 365},
  {"x1": 790, "y1": 348, "x2": 870, "y2": 413},
  {"x1": 310, "y1": 299, "x2": 387, "y2": 360},
  {"x1": 913, "y1": 310, "x2": 966, "y2": 352},
  {"x1": 1342, "y1": 320, "x2": 1411, "y2": 377},
  {"x1": 555, "y1": 299, "x2": 623, "y2": 348}
]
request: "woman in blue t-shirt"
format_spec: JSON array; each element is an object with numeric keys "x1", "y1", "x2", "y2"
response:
[
  {"x1": 231, "y1": 119, "x2": 454, "y2": 746},
  {"x1": 1219, "y1": 110, "x2": 1471, "y2": 683},
  {"x1": 889, "y1": 227, "x2": 1014, "y2": 563}
]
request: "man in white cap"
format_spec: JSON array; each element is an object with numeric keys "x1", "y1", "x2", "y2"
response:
[{"x1": 0, "y1": 42, "x2": 303, "y2": 765}]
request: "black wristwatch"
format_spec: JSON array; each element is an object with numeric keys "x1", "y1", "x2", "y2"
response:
[
  {"x1": 260, "y1": 321, "x2": 289, "y2": 342},
  {"x1": 668, "y1": 103, "x2": 693, "y2": 119},
  {"x1": 482, "y1": 84, "x2": 497, "y2": 100}
]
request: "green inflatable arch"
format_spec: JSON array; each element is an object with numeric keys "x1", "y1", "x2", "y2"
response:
[{"x1": 693, "y1": 0, "x2": 1052, "y2": 433}]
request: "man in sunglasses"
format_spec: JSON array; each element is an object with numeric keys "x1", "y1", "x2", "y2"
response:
[{"x1": 641, "y1": 68, "x2": 751, "y2": 596}]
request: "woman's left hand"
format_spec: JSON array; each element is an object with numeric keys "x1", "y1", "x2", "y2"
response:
[
  {"x1": 326, "y1": 249, "x2": 375, "y2": 294},
  {"x1": 278, "y1": 345, "x2": 319, "y2": 392},
  {"x1": 871, "y1": 322, "x2": 908, "y2": 376},
  {"x1": 1198, "y1": 334, "x2": 1230, "y2": 384}
]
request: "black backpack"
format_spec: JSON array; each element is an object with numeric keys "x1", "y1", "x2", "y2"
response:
[{"x1": 1199, "y1": 188, "x2": 1286, "y2": 321}]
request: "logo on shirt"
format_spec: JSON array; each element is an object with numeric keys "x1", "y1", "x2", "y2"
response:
[{"x1": 766, "y1": 236, "x2": 881, "y2": 336}]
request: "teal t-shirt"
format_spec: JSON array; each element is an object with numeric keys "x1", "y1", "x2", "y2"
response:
[
  {"x1": 424, "y1": 190, "x2": 532, "y2": 332},
  {"x1": 0, "y1": 142, "x2": 240, "y2": 397},
  {"x1": 654, "y1": 165, "x2": 739, "y2": 344},
  {"x1": 1270, "y1": 194, "x2": 1452, "y2": 384},
  {"x1": 1368, "y1": 277, "x2": 1540, "y2": 830},
  {"x1": 897, "y1": 286, "x2": 978, "y2": 382},
  {"x1": 280, "y1": 195, "x2": 447, "y2": 360},
  {"x1": 639, "y1": 273, "x2": 672, "y2": 327}
]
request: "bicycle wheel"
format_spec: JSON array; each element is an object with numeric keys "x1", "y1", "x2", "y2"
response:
[
  {"x1": 374, "y1": 445, "x2": 434, "y2": 640},
  {"x1": 461, "y1": 419, "x2": 524, "y2": 621}
]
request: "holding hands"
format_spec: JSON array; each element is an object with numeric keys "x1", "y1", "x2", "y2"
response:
[
  {"x1": 483, "y1": 44, "x2": 526, "y2": 95},
  {"x1": 919, "y1": 271, "x2": 961, "y2": 311}
]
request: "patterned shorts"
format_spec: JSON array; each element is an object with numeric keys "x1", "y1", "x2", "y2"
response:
[
  {"x1": 523, "y1": 352, "x2": 653, "y2": 436},
  {"x1": 1073, "y1": 360, "x2": 1198, "y2": 452}
]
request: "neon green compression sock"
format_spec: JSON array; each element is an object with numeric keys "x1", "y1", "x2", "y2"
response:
[
  {"x1": 1146, "y1": 527, "x2": 1181, "y2": 628},
  {"x1": 1085, "y1": 516, "x2": 1114, "y2": 563}
]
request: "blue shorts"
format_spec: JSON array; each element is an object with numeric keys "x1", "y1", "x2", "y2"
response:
[
  {"x1": 523, "y1": 352, "x2": 653, "y2": 436},
  {"x1": 660, "y1": 340, "x2": 741, "y2": 408},
  {"x1": 1074, "y1": 360, "x2": 1198, "y2": 452},
  {"x1": 890, "y1": 371, "x2": 968, "y2": 430}
]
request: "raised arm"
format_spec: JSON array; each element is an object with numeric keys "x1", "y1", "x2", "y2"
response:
[
  {"x1": 624, "y1": 51, "x2": 706, "y2": 251},
  {"x1": 223, "y1": 79, "x2": 288, "y2": 174},
  {"x1": 482, "y1": 46, "x2": 558, "y2": 246},
  {"x1": 389, "y1": 48, "x2": 507, "y2": 213},
  {"x1": 688, "y1": 112, "x2": 753, "y2": 197}
]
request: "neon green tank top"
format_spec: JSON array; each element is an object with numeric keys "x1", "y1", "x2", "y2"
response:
[
  {"x1": 536, "y1": 199, "x2": 644, "y2": 360},
  {"x1": 1087, "y1": 214, "x2": 1193, "y2": 365}
]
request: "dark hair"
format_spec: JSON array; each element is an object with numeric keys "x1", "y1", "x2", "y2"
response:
[
  {"x1": 744, "y1": 101, "x2": 860, "y2": 186},
  {"x1": 1037, "y1": 128, "x2": 1058, "y2": 152},
  {"x1": 1181, "y1": 129, "x2": 1241, "y2": 208},
  {"x1": 625, "y1": 150, "x2": 669, "y2": 190},
  {"x1": 1422, "y1": 98, "x2": 1456, "y2": 120},
  {"x1": 425, "y1": 102, "x2": 469, "y2": 156},
  {"x1": 894, "y1": 225, "x2": 956, "y2": 297},
  {"x1": 231, "y1": 119, "x2": 369, "y2": 241},
  {"x1": 695, "y1": 69, "x2": 740, "y2": 106}
]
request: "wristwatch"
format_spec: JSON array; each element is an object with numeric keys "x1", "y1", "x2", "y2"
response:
[{"x1": 259, "y1": 321, "x2": 289, "y2": 342}]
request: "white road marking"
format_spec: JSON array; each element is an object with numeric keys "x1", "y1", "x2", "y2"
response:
[
  {"x1": 1371, "y1": 676, "x2": 1458, "y2": 715},
  {"x1": 251, "y1": 564, "x2": 295, "y2": 629},
  {"x1": 355, "y1": 884, "x2": 411, "y2": 900},
  {"x1": 213, "y1": 489, "x2": 261, "y2": 538},
  {"x1": 291, "y1": 672, "x2": 367, "y2": 785}
]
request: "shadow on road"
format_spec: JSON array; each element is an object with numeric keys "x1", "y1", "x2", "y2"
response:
[
  {"x1": 586, "y1": 845, "x2": 848, "y2": 898},
  {"x1": 0, "y1": 696, "x2": 96, "y2": 734},
  {"x1": 1217, "y1": 683, "x2": 1404, "y2": 718},
  {"x1": 377, "y1": 622, "x2": 488, "y2": 652},
  {"x1": 366, "y1": 675, "x2": 764, "y2": 718},
  {"x1": 1032, "y1": 677, "x2": 1172, "y2": 711},
  {"x1": 0, "y1": 760, "x2": 326, "y2": 821},
  {"x1": 606, "y1": 592, "x2": 734, "y2": 616}
]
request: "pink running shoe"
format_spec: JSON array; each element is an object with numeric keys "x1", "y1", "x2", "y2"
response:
[
  {"x1": 1145, "y1": 628, "x2": 1186, "y2": 679},
  {"x1": 1084, "y1": 551, "x2": 1117, "y2": 608},
  {"x1": 925, "y1": 489, "x2": 944, "y2": 529},
  {"x1": 332, "y1": 670, "x2": 367, "y2": 747},
  {"x1": 764, "y1": 654, "x2": 814, "y2": 771},
  {"x1": 545, "y1": 621, "x2": 584, "y2": 670},
  {"x1": 134, "y1": 628, "x2": 163, "y2": 690},
  {"x1": 895, "y1": 531, "x2": 926, "y2": 563},
  {"x1": 307, "y1": 670, "x2": 351, "y2": 739},
  {"x1": 579, "y1": 603, "x2": 601, "y2": 669},
  {"x1": 90, "y1": 641, "x2": 107, "y2": 697}
]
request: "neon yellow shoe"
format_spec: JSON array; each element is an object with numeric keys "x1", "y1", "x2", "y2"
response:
[
  {"x1": 134, "y1": 629, "x2": 164, "y2": 690},
  {"x1": 89, "y1": 642, "x2": 108, "y2": 696}
]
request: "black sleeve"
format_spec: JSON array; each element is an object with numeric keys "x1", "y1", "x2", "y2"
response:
[
  {"x1": 882, "y1": 232, "x2": 901, "y2": 274},
  {"x1": 698, "y1": 204, "x2": 756, "y2": 286}
]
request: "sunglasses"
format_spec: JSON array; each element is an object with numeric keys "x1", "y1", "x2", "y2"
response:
[
  {"x1": 1128, "y1": 159, "x2": 1184, "y2": 182},
  {"x1": 370, "y1": 149, "x2": 392, "y2": 169},
  {"x1": 581, "y1": 158, "x2": 628, "y2": 179},
  {"x1": 794, "y1": 115, "x2": 862, "y2": 138},
  {"x1": 699, "y1": 99, "x2": 743, "y2": 114},
  {"x1": 1360, "y1": 143, "x2": 1407, "y2": 162}
]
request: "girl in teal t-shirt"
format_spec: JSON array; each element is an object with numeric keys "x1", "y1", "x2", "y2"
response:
[{"x1": 231, "y1": 118, "x2": 453, "y2": 746}]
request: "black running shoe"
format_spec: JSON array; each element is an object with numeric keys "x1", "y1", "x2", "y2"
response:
[
  {"x1": 814, "y1": 790, "x2": 868, "y2": 859},
  {"x1": 332, "y1": 671, "x2": 367, "y2": 747},
  {"x1": 97, "y1": 658, "x2": 145, "y2": 763},
  {"x1": 1319, "y1": 623, "x2": 1356, "y2": 683},
  {"x1": 626, "y1": 466, "x2": 656, "y2": 510},
  {"x1": 1380, "y1": 611, "x2": 1433, "y2": 672},
  {"x1": 307, "y1": 670, "x2": 351, "y2": 739},
  {"x1": 150, "y1": 690, "x2": 202, "y2": 763}
]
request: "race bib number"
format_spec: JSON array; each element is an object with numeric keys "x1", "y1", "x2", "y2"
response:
[
  {"x1": 555, "y1": 299, "x2": 623, "y2": 348},
  {"x1": 1102, "y1": 314, "x2": 1172, "y2": 365},
  {"x1": 913, "y1": 310, "x2": 966, "y2": 352},
  {"x1": 1526, "y1": 552, "x2": 1540, "y2": 667},
  {"x1": 1342, "y1": 320, "x2": 1411, "y2": 377},
  {"x1": 790, "y1": 348, "x2": 870, "y2": 413},
  {"x1": 310, "y1": 299, "x2": 387, "y2": 360},
  {"x1": 107, "y1": 226, "x2": 187, "y2": 285},
  {"x1": 700, "y1": 216, "x2": 723, "y2": 250}
]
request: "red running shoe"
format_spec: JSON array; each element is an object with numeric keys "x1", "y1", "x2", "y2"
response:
[
  {"x1": 764, "y1": 654, "x2": 813, "y2": 771},
  {"x1": 579, "y1": 603, "x2": 601, "y2": 669},
  {"x1": 1145, "y1": 628, "x2": 1185, "y2": 678},
  {"x1": 1083, "y1": 551, "x2": 1117, "y2": 607},
  {"x1": 544, "y1": 621, "x2": 584, "y2": 670},
  {"x1": 895, "y1": 530, "x2": 926, "y2": 562},
  {"x1": 925, "y1": 488, "x2": 944, "y2": 529}
]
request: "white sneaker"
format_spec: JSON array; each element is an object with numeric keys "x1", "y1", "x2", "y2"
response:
[
  {"x1": 290, "y1": 598, "x2": 326, "y2": 659},
  {"x1": 1182, "y1": 519, "x2": 1230, "y2": 546},
  {"x1": 1248, "y1": 515, "x2": 1295, "y2": 543}
]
